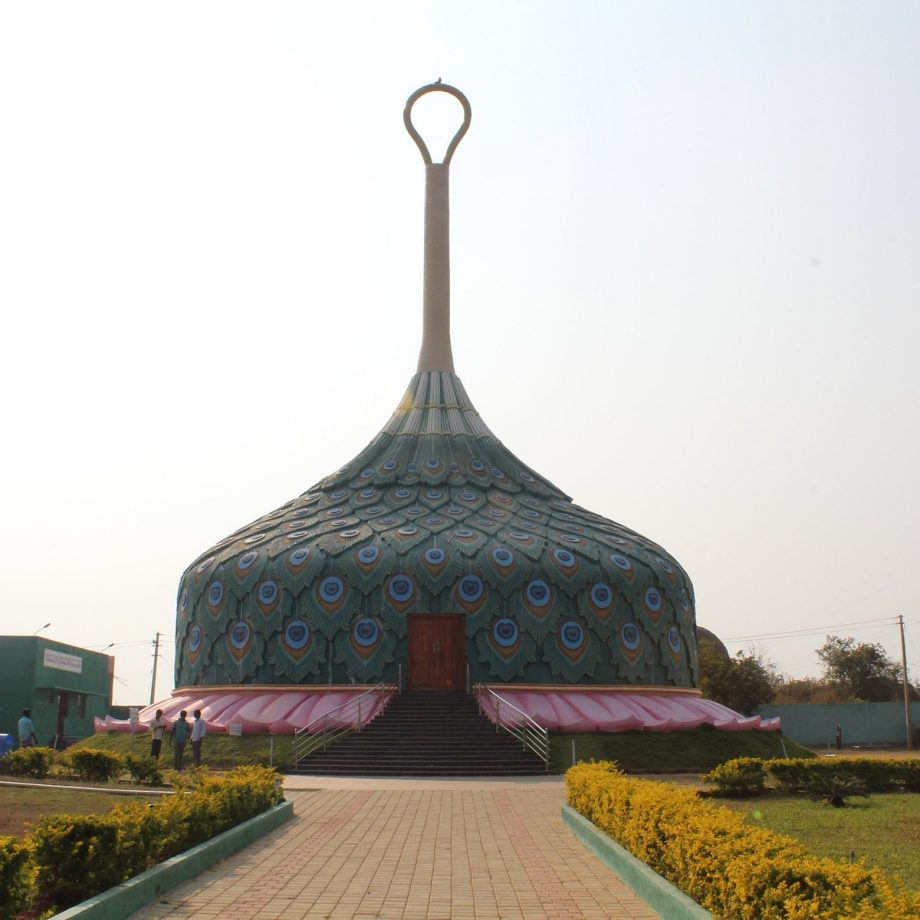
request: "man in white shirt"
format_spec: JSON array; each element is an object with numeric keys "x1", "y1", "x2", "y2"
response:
[
  {"x1": 150, "y1": 710, "x2": 166, "y2": 760},
  {"x1": 190, "y1": 709, "x2": 207, "y2": 767}
]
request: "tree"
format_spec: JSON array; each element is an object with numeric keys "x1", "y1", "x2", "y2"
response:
[
  {"x1": 816, "y1": 635, "x2": 901, "y2": 702},
  {"x1": 698, "y1": 647, "x2": 779, "y2": 716},
  {"x1": 771, "y1": 676, "x2": 856, "y2": 705}
]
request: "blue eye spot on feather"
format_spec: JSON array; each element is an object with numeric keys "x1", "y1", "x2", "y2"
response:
[
  {"x1": 526, "y1": 579, "x2": 550, "y2": 606},
  {"x1": 319, "y1": 577, "x2": 344, "y2": 602},
  {"x1": 560, "y1": 621, "x2": 584, "y2": 650},
  {"x1": 620, "y1": 622, "x2": 641, "y2": 651},
  {"x1": 459, "y1": 575, "x2": 483, "y2": 601},
  {"x1": 358, "y1": 546, "x2": 380, "y2": 564},
  {"x1": 284, "y1": 620, "x2": 310, "y2": 650},
  {"x1": 353, "y1": 617, "x2": 380, "y2": 647},
  {"x1": 493, "y1": 618, "x2": 519, "y2": 647},
  {"x1": 230, "y1": 622, "x2": 251, "y2": 649},
  {"x1": 668, "y1": 626, "x2": 682, "y2": 654},
  {"x1": 258, "y1": 581, "x2": 278, "y2": 605}
]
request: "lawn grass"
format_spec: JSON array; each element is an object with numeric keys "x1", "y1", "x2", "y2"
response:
[
  {"x1": 721, "y1": 793, "x2": 920, "y2": 892},
  {"x1": 550, "y1": 726, "x2": 814, "y2": 773},
  {"x1": 0, "y1": 786, "x2": 149, "y2": 839},
  {"x1": 70, "y1": 732, "x2": 295, "y2": 771}
]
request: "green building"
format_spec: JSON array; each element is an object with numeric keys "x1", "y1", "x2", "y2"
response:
[{"x1": 0, "y1": 636, "x2": 114, "y2": 746}]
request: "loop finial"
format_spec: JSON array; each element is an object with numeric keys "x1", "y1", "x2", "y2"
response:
[{"x1": 403, "y1": 82, "x2": 472, "y2": 167}]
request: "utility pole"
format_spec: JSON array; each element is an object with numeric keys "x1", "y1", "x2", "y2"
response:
[
  {"x1": 150, "y1": 632, "x2": 161, "y2": 705},
  {"x1": 898, "y1": 615, "x2": 913, "y2": 749}
]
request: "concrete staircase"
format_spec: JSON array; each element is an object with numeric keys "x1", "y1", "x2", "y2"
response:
[{"x1": 292, "y1": 691, "x2": 550, "y2": 776}]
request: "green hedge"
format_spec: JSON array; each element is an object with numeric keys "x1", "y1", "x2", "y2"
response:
[
  {"x1": 62, "y1": 748, "x2": 125, "y2": 783},
  {"x1": 8, "y1": 765, "x2": 282, "y2": 917},
  {"x1": 124, "y1": 753, "x2": 164, "y2": 786},
  {"x1": 567, "y1": 761, "x2": 920, "y2": 919},
  {"x1": 0, "y1": 746, "x2": 55, "y2": 778},
  {"x1": 704, "y1": 757, "x2": 920, "y2": 798}
]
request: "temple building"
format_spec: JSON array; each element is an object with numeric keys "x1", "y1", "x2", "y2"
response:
[{"x1": 98, "y1": 84, "x2": 776, "y2": 737}]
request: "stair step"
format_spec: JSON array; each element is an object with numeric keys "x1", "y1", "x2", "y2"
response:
[{"x1": 292, "y1": 690, "x2": 550, "y2": 777}]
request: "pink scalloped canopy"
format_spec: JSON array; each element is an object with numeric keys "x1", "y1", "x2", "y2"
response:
[{"x1": 96, "y1": 687, "x2": 779, "y2": 735}]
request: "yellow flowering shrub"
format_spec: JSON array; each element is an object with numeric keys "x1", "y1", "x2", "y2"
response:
[
  {"x1": 566, "y1": 761, "x2": 920, "y2": 920},
  {"x1": 23, "y1": 766, "x2": 283, "y2": 916},
  {"x1": 0, "y1": 835, "x2": 32, "y2": 917}
]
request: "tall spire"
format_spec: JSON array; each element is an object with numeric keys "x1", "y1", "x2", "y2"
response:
[{"x1": 403, "y1": 83, "x2": 472, "y2": 374}]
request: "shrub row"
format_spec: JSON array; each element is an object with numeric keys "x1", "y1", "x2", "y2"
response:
[
  {"x1": 566, "y1": 760, "x2": 920, "y2": 920},
  {"x1": 702, "y1": 756, "x2": 920, "y2": 798},
  {"x1": 0, "y1": 745, "x2": 164, "y2": 785},
  {"x1": 0, "y1": 765, "x2": 282, "y2": 918},
  {"x1": 0, "y1": 836, "x2": 31, "y2": 919},
  {"x1": 0, "y1": 746, "x2": 56, "y2": 779}
]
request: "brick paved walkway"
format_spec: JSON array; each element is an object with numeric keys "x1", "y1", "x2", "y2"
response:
[{"x1": 130, "y1": 778, "x2": 659, "y2": 920}]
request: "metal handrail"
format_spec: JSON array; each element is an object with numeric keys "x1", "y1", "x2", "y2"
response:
[
  {"x1": 292, "y1": 681, "x2": 396, "y2": 766},
  {"x1": 473, "y1": 683, "x2": 550, "y2": 770}
]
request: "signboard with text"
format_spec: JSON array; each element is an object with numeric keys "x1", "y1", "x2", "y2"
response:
[{"x1": 43, "y1": 649, "x2": 83, "y2": 675}]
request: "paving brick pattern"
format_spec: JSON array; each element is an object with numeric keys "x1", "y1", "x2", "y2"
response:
[{"x1": 130, "y1": 781, "x2": 659, "y2": 920}]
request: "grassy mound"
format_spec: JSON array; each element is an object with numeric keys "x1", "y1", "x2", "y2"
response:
[
  {"x1": 550, "y1": 726, "x2": 813, "y2": 773},
  {"x1": 70, "y1": 733, "x2": 295, "y2": 771},
  {"x1": 75, "y1": 725, "x2": 810, "y2": 774}
]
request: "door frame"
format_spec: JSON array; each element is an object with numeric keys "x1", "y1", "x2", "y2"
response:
[{"x1": 406, "y1": 613, "x2": 467, "y2": 691}]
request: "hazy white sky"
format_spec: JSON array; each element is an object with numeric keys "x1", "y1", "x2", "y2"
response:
[{"x1": 1, "y1": 1, "x2": 918, "y2": 705}]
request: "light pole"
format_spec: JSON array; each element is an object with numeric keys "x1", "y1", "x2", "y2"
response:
[
  {"x1": 150, "y1": 632, "x2": 161, "y2": 705},
  {"x1": 898, "y1": 615, "x2": 914, "y2": 749},
  {"x1": 33, "y1": 622, "x2": 51, "y2": 636}
]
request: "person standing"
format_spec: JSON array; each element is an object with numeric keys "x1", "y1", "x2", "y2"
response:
[
  {"x1": 150, "y1": 710, "x2": 166, "y2": 760},
  {"x1": 190, "y1": 710, "x2": 207, "y2": 767},
  {"x1": 171, "y1": 710, "x2": 190, "y2": 770},
  {"x1": 17, "y1": 709, "x2": 36, "y2": 748}
]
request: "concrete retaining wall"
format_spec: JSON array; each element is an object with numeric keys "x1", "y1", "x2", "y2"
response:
[{"x1": 758, "y1": 702, "x2": 920, "y2": 746}]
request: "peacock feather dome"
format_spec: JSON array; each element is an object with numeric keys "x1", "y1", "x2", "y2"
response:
[{"x1": 174, "y1": 84, "x2": 699, "y2": 693}]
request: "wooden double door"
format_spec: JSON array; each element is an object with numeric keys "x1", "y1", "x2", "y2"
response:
[{"x1": 407, "y1": 614, "x2": 466, "y2": 690}]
